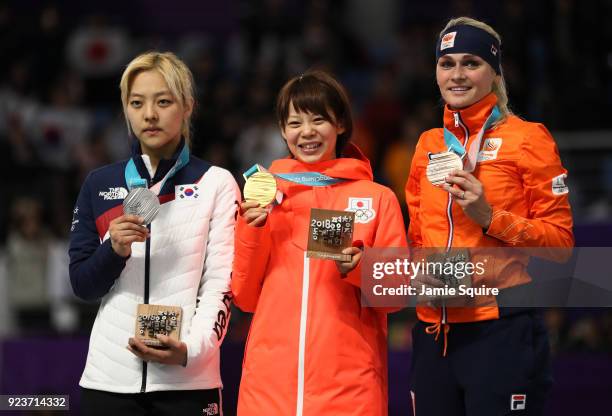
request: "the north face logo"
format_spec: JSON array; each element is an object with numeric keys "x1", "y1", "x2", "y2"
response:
[
  {"x1": 202, "y1": 403, "x2": 219, "y2": 415},
  {"x1": 99, "y1": 187, "x2": 128, "y2": 200}
]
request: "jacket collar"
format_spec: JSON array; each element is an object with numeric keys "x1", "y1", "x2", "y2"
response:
[
  {"x1": 130, "y1": 138, "x2": 186, "y2": 185},
  {"x1": 269, "y1": 143, "x2": 373, "y2": 182},
  {"x1": 443, "y1": 92, "x2": 498, "y2": 137}
]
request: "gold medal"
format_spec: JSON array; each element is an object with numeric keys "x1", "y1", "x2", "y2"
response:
[
  {"x1": 244, "y1": 171, "x2": 277, "y2": 207},
  {"x1": 426, "y1": 151, "x2": 463, "y2": 186}
]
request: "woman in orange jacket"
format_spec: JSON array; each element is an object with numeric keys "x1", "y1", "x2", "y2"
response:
[
  {"x1": 405, "y1": 17, "x2": 574, "y2": 415},
  {"x1": 232, "y1": 70, "x2": 407, "y2": 415}
]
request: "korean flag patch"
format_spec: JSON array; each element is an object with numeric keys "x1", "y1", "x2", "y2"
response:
[{"x1": 176, "y1": 184, "x2": 200, "y2": 200}]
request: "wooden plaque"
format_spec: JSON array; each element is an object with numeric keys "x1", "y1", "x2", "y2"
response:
[
  {"x1": 135, "y1": 304, "x2": 182, "y2": 348},
  {"x1": 307, "y1": 209, "x2": 355, "y2": 262}
]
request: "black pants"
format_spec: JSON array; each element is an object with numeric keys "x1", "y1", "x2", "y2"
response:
[
  {"x1": 81, "y1": 387, "x2": 222, "y2": 416},
  {"x1": 410, "y1": 311, "x2": 552, "y2": 416}
]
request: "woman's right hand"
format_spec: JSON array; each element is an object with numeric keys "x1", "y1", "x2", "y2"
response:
[
  {"x1": 109, "y1": 214, "x2": 149, "y2": 257},
  {"x1": 240, "y1": 201, "x2": 268, "y2": 227}
]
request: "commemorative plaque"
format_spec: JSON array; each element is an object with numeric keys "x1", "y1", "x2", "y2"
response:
[
  {"x1": 307, "y1": 209, "x2": 355, "y2": 262},
  {"x1": 135, "y1": 304, "x2": 182, "y2": 348}
]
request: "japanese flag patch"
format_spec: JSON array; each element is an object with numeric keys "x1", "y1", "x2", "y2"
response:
[
  {"x1": 176, "y1": 184, "x2": 200, "y2": 200},
  {"x1": 346, "y1": 197, "x2": 376, "y2": 224}
]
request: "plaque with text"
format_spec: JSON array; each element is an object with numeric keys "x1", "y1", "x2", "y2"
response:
[
  {"x1": 135, "y1": 304, "x2": 182, "y2": 348},
  {"x1": 307, "y1": 209, "x2": 355, "y2": 262}
]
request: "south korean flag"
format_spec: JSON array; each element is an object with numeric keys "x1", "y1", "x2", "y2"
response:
[{"x1": 176, "y1": 184, "x2": 200, "y2": 200}]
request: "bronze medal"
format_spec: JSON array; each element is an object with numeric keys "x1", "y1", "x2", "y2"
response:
[{"x1": 426, "y1": 151, "x2": 463, "y2": 186}]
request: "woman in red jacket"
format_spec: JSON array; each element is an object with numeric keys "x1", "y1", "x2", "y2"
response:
[
  {"x1": 405, "y1": 17, "x2": 573, "y2": 415},
  {"x1": 232, "y1": 70, "x2": 407, "y2": 415}
]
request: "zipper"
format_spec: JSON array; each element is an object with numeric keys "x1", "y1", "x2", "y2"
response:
[
  {"x1": 443, "y1": 111, "x2": 469, "y2": 324},
  {"x1": 445, "y1": 111, "x2": 469, "y2": 250},
  {"x1": 140, "y1": 223, "x2": 152, "y2": 393},
  {"x1": 296, "y1": 253, "x2": 310, "y2": 416}
]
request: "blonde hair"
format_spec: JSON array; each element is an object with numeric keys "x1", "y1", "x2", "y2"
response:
[
  {"x1": 120, "y1": 51, "x2": 195, "y2": 143},
  {"x1": 440, "y1": 17, "x2": 512, "y2": 125}
]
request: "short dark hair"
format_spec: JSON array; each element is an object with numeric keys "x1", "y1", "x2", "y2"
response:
[{"x1": 276, "y1": 70, "x2": 353, "y2": 156}]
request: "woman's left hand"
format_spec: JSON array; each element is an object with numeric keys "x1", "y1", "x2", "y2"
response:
[
  {"x1": 127, "y1": 335, "x2": 188, "y2": 366},
  {"x1": 335, "y1": 246, "x2": 363, "y2": 275},
  {"x1": 443, "y1": 169, "x2": 493, "y2": 229}
]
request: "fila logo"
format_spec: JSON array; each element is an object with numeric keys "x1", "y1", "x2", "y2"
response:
[
  {"x1": 440, "y1": 31, "x2": 457, "y2": 50},
  {"x1": 99, "y1": 187, "x2": 128, "y2": 200},
  {"x1": 510, "y1": 394, "x2": 526, "y2": 411}
]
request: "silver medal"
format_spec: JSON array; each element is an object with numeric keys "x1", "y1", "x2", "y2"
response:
[
  {"x1": 426, "y1": 151, "x2": 463, "y2": 186},
  {"x1": 123, "y1": 187, "x2": 160, "y2": 225}
]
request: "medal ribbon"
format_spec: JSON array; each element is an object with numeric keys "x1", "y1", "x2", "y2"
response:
[
  {"x1": 125, "y1": 142, "x2": 190, "y2": 193},
  {"x1": 443, "y1": 105, "x2": 501, "y2": 172},
  {"x1": 243, "y1": 164, "x2": 346, "y2": 187}
]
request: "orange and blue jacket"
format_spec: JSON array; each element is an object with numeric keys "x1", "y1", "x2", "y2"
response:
[
  {"x1": 405, "y1": 93, "x2": 574, "y2": 325},
  {"x1": 232, "y1": 145, "x2": 407, "y2": 416}
]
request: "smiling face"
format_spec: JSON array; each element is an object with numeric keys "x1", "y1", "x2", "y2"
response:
[
  {"x1": 281, "y1": 102, "x2": 344, "y2": 164},
  {"x1": 436, "y1": 53, "x2": 499, "y2": 109},
  {"x1": 126, "y1": 70, "x2": 192, "y2": 160}
]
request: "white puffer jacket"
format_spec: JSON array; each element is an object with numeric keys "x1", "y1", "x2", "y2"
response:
[{"x1": 69, "y1": 148, "x2": 239, "y2": 393}]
